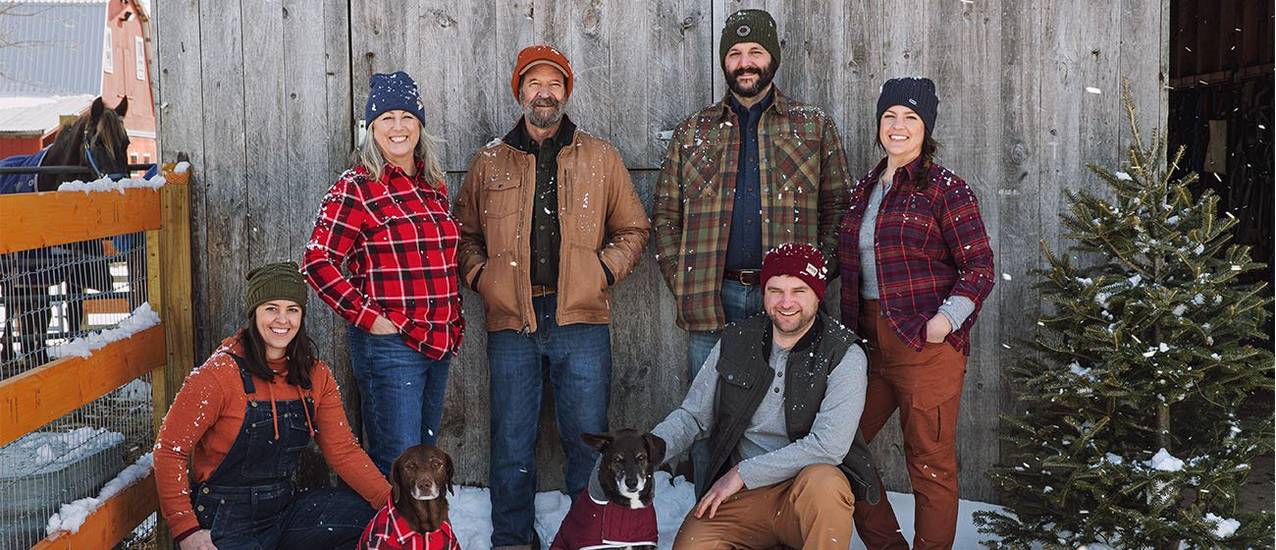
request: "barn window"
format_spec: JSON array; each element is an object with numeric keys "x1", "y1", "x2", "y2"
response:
[
  {"x1": 134, "y1": 36, "x2": 145, "y2": 80},
  {"x1": 103, "y1": 28, "x2": 113, "y2": 73}
]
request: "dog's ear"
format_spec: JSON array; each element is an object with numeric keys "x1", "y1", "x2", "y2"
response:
[
  {"x1": 644, "y1": 432, "x2": 666, "y2": 469},
  {"x1": 444, "y1": 451, "x2": 455, "y2": 496},
  {"x1": 580, "y1": 432, "x2": 612, "y2": 453},
  {"x1": 388, "y1": 455, "x2": 402, "y2": 504}
]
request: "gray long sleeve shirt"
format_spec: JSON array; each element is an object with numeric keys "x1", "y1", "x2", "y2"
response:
[
  {"x1": 858, "y1": 174, "x2": 976, "y2": 329},
  {"x1": 651, "y1": 340, "x2": 868, "y2": 489}
]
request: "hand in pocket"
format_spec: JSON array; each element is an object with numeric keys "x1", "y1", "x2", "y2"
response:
[{"x1": 924, "y1": 313, "x2": 951, "y2": 343}]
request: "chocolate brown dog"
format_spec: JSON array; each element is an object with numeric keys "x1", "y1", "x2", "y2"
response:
[{"x1": 389, "y1": 443, "x2": 455, "y2": 533}]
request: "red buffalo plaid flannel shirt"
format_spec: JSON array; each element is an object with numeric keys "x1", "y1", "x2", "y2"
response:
[
  {"x1": 303, "y1": 163, "x2": 463, "y2": 359},
  {"x1": 358, "y1": 501, "x2": 460, "y2": 550},
  {"x1": 838, "y1": 157, "x2": 995, "y2": 354}
]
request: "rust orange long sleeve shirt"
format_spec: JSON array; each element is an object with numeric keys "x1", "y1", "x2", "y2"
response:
[{"x1": 153, "y1": 333, "x2": 390, "y2": 539}]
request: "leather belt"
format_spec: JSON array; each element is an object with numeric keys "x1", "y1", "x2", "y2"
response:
[
  {"x1": 531, "y1": 284, "x2": 556, "y2": 297},
  {"x1": 722, "y1": 269, "x2": 762, "y2": 286}
]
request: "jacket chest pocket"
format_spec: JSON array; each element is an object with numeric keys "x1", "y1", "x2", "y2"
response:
[
  {"x1": 769, "y1": 124, "x2": 822, "y2": 194},
  {"x1": 482, "y1": 176, "x2": 523, "y2": 220},
  {"x1": 878, "y1": 192, "x2": 939, "y2": 251},
  {"x1": 715, "y1": 369, "x2": 762, "y2": 421},
  {"x1": 364, "y1": 196, "x2": 419, "y2": 245},
  {"x1": 683, "y1": 130, "x2": 727, "y2": 200}
]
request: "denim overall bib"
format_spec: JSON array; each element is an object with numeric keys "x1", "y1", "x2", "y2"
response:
[{"x1": 189, "y1": 354, "x2": 373, "y2": 549}]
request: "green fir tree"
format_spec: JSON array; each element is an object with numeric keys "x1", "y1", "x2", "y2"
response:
[{"x1": 976, "y1": 86, "x2": 1274, "y2": 549}]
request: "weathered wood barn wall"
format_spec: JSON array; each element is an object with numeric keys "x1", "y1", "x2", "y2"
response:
[{"x1": 153, "y1": 0, "x2": 1167, "y2": 502}]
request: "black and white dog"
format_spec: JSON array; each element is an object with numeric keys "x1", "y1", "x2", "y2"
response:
[
  {"x1": 550, "y1": 429, "x2": 665, "y2": 549},
  {"x1": 584, "y1": 428, "x2": 665, "y2": 508}
]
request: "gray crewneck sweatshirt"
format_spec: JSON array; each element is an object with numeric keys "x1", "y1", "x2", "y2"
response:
[
  {"x1": 858, "y1": 174, "x2": 976, "y2": 330},
  {"x1": 651, "y1": 339, "x2": 868, "y2": 489}
]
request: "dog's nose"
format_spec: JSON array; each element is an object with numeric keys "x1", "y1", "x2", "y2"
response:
[{"x1": 626, "y1": 478, "x2": 640, "y2": 491}]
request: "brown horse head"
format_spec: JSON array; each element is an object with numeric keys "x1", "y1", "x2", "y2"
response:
[{"x1": 36, "y1": 96, "x2": 131, "y2": 191}]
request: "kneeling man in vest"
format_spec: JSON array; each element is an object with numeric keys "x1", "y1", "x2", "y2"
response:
[{"x1": 651, "y1": 242, "x2": 880, "y2": 549}]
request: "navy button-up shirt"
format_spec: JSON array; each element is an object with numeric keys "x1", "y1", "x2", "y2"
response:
[{"x1": 724, "y1": 89, "x2": 774, "y2": 271}]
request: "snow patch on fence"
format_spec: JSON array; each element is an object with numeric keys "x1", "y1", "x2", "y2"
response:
[
  {"x1": 48, "y1": 303, "x2": 160, "y2": 359},
  {"x1": 57, "y1": 174, "x2": 165, "y2": 193},
  {"x1": 45, "y1": 453, "x2": 153, "y2": 536}
]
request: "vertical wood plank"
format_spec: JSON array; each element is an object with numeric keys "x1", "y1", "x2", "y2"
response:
[{"x1": 196, "y1": 0, "x2": 250, "y2": 358}]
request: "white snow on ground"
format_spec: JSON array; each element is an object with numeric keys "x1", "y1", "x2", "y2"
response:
[
  {"x1": 57, "y1": 174, "x2": 166, "y2": 193},
  {"x1": 45, "y1": 453, "x2": 153, "y2": 535},
  {"x1": 446, "y1": 472, "x2": 1004, "y2": 549},
  {"x1": 47, "y1": 303, "x2": 160, "y2": 359},
  {"x1": 0, "y1": 427, "x2": 124, "y2": 478},
  {"x1": 1147, "y1": 448, "x2": 1185, "y2": 472}
]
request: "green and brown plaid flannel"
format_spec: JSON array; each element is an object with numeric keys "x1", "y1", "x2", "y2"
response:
[{"x1": 653, "y1": 89, "x2": 851, "y2": 331}]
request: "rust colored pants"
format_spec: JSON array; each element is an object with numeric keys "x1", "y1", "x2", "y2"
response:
[
  {"x1": 672, "y1": 464, "x2": 855, "y2": 550},
  {"x1": 852, "y1": 300, "x2": 966, "y2": 550}
]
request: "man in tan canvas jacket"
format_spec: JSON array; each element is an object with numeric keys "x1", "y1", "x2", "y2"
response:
[{"x1": 452, "y1": 44, "x2": 649, "y2": 550}]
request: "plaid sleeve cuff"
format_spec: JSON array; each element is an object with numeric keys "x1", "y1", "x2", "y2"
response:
[{"x1": 353, "y1": 301, "x2": 384, "y2": 331}]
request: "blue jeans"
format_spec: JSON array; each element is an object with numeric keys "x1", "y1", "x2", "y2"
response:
[
  {"x1": 686, "y1": 280, "x2": 764, "y2": 378},
  {"x1": 194, "y1": 485, "x2": 374, "y2": 550},
  {"x1": 347, "y1": 326, "x2": 451, "y2": 476},
  {"x1": 487, "y1": 295, "x2": 612, "y2": 547},
  {"x1": 684, "y1": 280, "x2": 763, "y2": 488}
]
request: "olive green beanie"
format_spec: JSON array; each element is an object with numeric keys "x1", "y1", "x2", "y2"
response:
[
  {"x1": 719, "y1": 9, "x2": 781, "y2": 71},
  {"x1": 244, "y1": 261, "x2": 308, "y2": 315}
]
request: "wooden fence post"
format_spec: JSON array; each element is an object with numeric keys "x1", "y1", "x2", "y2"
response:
[{"x1": 150, "y1": 160, "x2": 194, "y2": 550}]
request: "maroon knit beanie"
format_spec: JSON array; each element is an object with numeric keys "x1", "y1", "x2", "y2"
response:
[{"x1": 760, "y1": 243, "x2": 828, "y2": 300}]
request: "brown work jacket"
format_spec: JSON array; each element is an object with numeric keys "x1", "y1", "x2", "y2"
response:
[{"x1": 454, "y1": 127, "x2": 650, "y2": 332}]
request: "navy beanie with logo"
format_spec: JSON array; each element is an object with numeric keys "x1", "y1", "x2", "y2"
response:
[
  {"x1": 364, "y1": 71, "x2": 427, "y2": 126},
  {"x1": 876, "y1": 77, "x2": 939, "y2": 138}
]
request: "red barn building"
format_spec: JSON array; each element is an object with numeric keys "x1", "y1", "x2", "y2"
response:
[{"x1": 0, "y1": 0, "x2": 156, "y2": 164}]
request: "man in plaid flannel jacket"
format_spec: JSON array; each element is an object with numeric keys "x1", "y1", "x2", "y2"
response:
[{"x1": 652, "y1": 8, "x2": 852, "y2": 381}]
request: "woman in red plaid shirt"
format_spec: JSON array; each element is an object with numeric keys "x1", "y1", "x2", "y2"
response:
[
  {"x1": 838, "y1": 77, "x2": 996, "y2": 550},
  {"x1": 303, "y1": 71, "x2": 464, "y2": 476}
]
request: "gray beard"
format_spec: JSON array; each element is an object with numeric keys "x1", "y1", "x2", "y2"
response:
[{"x1": 524, "y1": 101, "x2": 567, "y2": 129}]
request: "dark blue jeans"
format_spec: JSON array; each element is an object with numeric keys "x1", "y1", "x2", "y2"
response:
[
  {"x1": 487, "y1": 295, "x2": 612, "y2": 547},
  {"x1": 194, "y1": 485, "x2": 373, "y2": 550},
  {"x1": 687, "y1": 280, "x2": 764, "y2": 378},
  {"x1": 347, "y1": 326, "x2": 451, "y2": 476}
]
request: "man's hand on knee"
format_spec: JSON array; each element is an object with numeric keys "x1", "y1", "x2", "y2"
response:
[{"x1": 694, "y1": 466, "x2": 744, "y2": 519}]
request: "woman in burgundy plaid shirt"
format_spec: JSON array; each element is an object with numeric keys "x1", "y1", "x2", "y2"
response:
[
  {"x1": 838, "y1": 78, "x2": 996, "y2": 550},
  {"x1": 303, "y1": 71, "x2": 464, "y2": 476}
]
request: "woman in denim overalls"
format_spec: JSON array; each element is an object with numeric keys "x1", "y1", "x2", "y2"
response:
[{"x1": 155, "y1": 262, "x2": 391, "y2": 549}]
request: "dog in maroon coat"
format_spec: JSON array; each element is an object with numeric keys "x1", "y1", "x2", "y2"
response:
[{"x1": 550, "y1": 429, "x2": 665, "y2": 549}]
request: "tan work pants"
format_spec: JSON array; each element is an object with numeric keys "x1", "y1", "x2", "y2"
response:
[{"x1": 672, "y1": 464, "x2": 855, "y2": 550}]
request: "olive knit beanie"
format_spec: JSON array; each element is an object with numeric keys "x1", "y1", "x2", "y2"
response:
[{"x1": 244, "y1": 261, "x2": 308, "y2": 315}]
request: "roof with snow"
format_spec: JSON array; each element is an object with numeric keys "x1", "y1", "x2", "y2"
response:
[
  {"x1": 0, "y1": 0, "x2": 107, "y2": 97},
  {"x1": 0, "y1": 94, "x2": 93, "y2": 134}
]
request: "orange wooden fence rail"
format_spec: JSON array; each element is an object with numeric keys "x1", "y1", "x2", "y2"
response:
[{"x1": 0, "y1": 187, "x2": 161, "y2": 254}]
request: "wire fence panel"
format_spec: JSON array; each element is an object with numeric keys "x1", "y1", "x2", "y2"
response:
[
  {"x1": 0, "y1": 233, "x2": 148, "y2": 379},
  {"x1": 0, "y1": 233, "x2": 152, "y2": 549},
  {"x1": 0, "y1": 372, "x2": 156, "y2": 548}
]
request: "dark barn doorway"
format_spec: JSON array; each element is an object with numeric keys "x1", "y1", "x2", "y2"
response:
[{"x1": 1167, "y1": 0, "x2": 1274, "y2": 520}]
